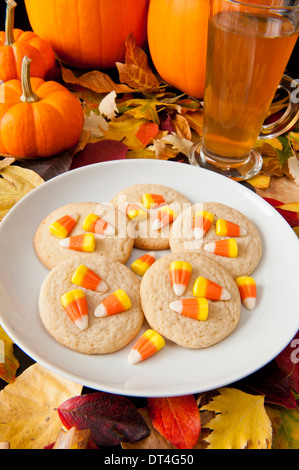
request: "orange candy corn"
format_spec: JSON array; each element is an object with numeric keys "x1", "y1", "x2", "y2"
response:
[
  {"x1": 152, "y1": 206, "x2": 177, "y2": 230},
  {"x1": 131, "y1": 252, "x2": 156, "y2": 276},
  {"x1": 83, "y1": 213, "x2": 115, "y2": 236},
  {"x1": 49, "y1": 213, "x2": 78, "y2": 239},
  {"x1": 94, "y1": 289, "x2": 131, "y2": 318},
  {"x1": 71, "y1": 264, "x2": 108, "y2": 293},
  {"x1": 61, "y1": 289, "x2": 88, "y2": 330},
  {"x1": 215, "y1": 218, "x2": 247, "y2": 237},
  {"x1": 236, "y1": 276, "x2": 256, "y2": 310},
  {"x1": 193, "y1": 276, "x2": 231, "y2": 300},
  {"x1": 126, "y1": 202, "x2": 147, "y2": 221},
  {"x1": 193, "y1": 210, "x2": 214, "y2": 239},
  {"x1": 142, "y1": 193, "x2": 168, "y2": 209},
  {"x1": 169, "y1": 260, "x2": 192, "y2": 296},
  {"x1": 204, "y1": 238, "x2": 238, "y2": 258},
  {"x1": 59, "y1": 233, "x2": 96, "y2": 252},
  {"x1": 170, "y1": 298, "x2": 209, "y2": 321},
  {"x1": 128, "y1": 329, "x2": 165, "y2": 364}
]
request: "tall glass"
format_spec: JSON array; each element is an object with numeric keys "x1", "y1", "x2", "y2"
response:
[{"x1": 189, "y1": 0, "x2": 299, "y2": 180}]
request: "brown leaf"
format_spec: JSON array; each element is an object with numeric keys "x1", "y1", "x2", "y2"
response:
[
  {"x1": 61, "y1": 64, "x2": 134, "y2": 94},
  {"x1": 53, "y1": 427, "x2": 91, "y2": 449}
]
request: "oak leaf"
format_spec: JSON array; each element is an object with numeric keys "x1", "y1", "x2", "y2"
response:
[
  {"x1": 0, "y1": 164, "x2": 44, "y2": 221},
  {"x1": 201, "y1": 388, "x2": 272, "y2": 449},
  {"x1": 0, "y1": 326, "x2": 19, "y2": 383},
  {"x1": 0, "y1": 363, "x2": 83, "y2": 449},
  {"x1": 147, "y1": 395, "x2": 201, "y2": 449}
]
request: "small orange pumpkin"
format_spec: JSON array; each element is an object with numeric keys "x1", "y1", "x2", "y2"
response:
[
  {"x1": 147, "y1": 0, "x2": 209, "y2": 99},
  {"x1": 0, "y1": 0, "x2": 56, "y2": 82},
  {"x1": 24, "y1": 0, "x2": 149, "y2": 70},
  {"x1": 0, "y1": 56, "x2": 84, "y2": 158}
]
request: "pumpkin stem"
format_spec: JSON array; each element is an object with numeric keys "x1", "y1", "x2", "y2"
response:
[
  {"x1": 20, "y1": 56, "x2": 40, "y2": 103},
  {"x1": 4, "y1": 0, "x2": 17, "y2": 46}
]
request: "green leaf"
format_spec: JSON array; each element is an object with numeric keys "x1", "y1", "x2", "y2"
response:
[{"x1": 275, "y1": 136, "x2": 294, "y2": 166}]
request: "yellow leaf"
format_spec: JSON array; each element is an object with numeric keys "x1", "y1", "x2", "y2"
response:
[
  {"x1": 101, "y1": 115, "x2": 151, "y2": 150},
  {"x1": 0, "y1": 326, "x2": 19, "y2": 383},
  {"x1": 248, "y1": 174, "x2": 271, "y2": 188},
  {"x1": 0, "y1": 363, "x2": 83, "y2": 449},
  {"x1": 201, "y1": 388, "x2": 272, "y2": 449},
  {"x1": 0, "y1": 165, "x2": 44, "y2": 221},
  {"x1": 266, "y1": 405, "x2": 299, "y2": 449},
  {"x1": 293, "y1": 226, "x2": 299, "y2": 237},
  {"x1": 277, "y1": 202, "x2": 299, "y2": 212}
]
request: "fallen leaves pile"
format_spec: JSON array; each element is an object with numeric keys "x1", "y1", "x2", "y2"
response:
[{"x1": 0, "y1": 33, "x2": 299, "y2": 449}]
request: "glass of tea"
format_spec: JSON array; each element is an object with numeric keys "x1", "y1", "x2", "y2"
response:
[{"x1": 189, "y1": 0, "x2": 299, "y2": 180}]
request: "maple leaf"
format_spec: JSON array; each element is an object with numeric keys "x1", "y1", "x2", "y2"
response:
[
  {"x1": 0, "y1": 164, "x2": 44, "y2": 221},
  {"x1": 201, "y1": 387, "x2": 272, "y2": 449},
  {"x1": 147, "y1": 395, "x2": 201, "y2": 449},
  {"x1": 0, "y1": 363, "x2": 83, "y2": 449},
  {"x1": 0, "y1": 325, "x2": 19, "y2": 383}
]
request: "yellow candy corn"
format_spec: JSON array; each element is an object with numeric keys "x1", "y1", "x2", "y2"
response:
[
  {"x1": 215, "y1": 219, "x2": 247, "y2": 237},
  {"x1": 71, "y1": 265, "x2": 108, "y2": 293},
  {"x1": 61, "y1": 289, "x2": 88, "y2": 330},
  {"x1": 193, "y1": 276, "x2": 231, "y2": 300},
  {"x1": 49, "y1": 213, "x2": 78, "y2": 239},
  {"x1": 83, "y1": 213, "x2": 115, "y2": 236},
  {"x1": 94, "y1": 289, "x2": 131, "y2": 317},
  {"x1": 126, "y1": 202, "x2": 147, "y2": 221},
  {"x1": 204, "y1": 238, "x2": 238, "y2": 258},
  {"x1": 193, "y1": 210, "x2": 214, "y2": 239},
  {"x1": 170, "y1": 298, "x2": 209, "y2": 321},
  {"x1": 142, "y1": 193, "x2": 168, "y2": 209},
  {"x1": 128, "y1": 329, "x2": 165, "y2": 364},
  {"x1": 59, "y1": 233, "x2": 96, "y2": 252},
  {"x1": 131, "y1": 252, "x2": 156, "y2": 277},
  {"x1": 236, "y1": 276, "x2": 256, "y2": 310},
  {"x1": 152, "y1": 206, "x2": 177, "y2": 230},
  {"x1": 169, "y1": 260, "x2": 192, "y2": 296}
]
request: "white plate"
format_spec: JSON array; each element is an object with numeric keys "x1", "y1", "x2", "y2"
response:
[{"x1": 0, "y1": 159, "x2": 298, "y2": 397}]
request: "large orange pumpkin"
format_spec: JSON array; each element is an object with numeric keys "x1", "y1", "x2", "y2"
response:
[
  {"x1": 24, "y1": 0, "x2": 150, "y2": 70},
  {"x1": 147, "y1": 0, "x2": 209, "y2": 99}
]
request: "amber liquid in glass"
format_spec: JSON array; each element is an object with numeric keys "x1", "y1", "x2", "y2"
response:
[{"x1": 202, "y1": 11, "x2": 298, "y2": 159}]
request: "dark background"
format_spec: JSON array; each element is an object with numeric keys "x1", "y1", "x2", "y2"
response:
[{"x1": 0, "y1": 0, "x2": 298, "y2": 76}]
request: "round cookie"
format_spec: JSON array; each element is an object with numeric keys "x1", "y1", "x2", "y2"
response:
[
  {"x1": 169, "y1": 202, "x2": 262, "y2": 278},
  {"x1": 34, "y1": 202, "x2": 135, "y2": 269},
  {"x1": 140, "y1": 251, "x2": 241, "y2": 349},
  {"x1": 109, "y1": 183, "x2": 190, "y2": 250},
  {"x1": 39, "y1": 255, "x2": 144, "y2": 354}
]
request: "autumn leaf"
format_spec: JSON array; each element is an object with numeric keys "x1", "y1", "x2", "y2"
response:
[
  {"x1": 52, "y1": 427, "x2": 91, "y2": 449},
  {"x1": 247, "y1": 174, "x2": 271, "y2": 189},
  {"x1": 100, "y1": 115, "x2": 157, "y2": 150},
  {"x1": 135, "y1": 122, "x2": 159, "y2": 147},
  {"x1": 201, "y1": 388, "x2": 272, "y2": 449},
  {"x1": 147, "y1": 395, "x2": 201, "y2": 449},
  {"x1": 57, "y1": 392, "x2": 150, "y2": 447},
  {"x1": 0, "y1": 326, "x2": 19, "y2": 383},
  {"x1": 0, "y1": 363, "x2": 83, "y2": 449},
  {"x1": 267, "y1": 405, "x2": 299, "y2": 449},
  {"x1": 275, "y1": 331, "x2": 299, "y2": 394},
  {"x1": 70, "y1": 140, "x2": 128, "y2": 170},
  {"x1": 0, "y1": 164, "x2": 44, "y2": 221}
]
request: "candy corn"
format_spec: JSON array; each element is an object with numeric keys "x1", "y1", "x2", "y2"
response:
[
  {"x1": 126, "y1": 202, "x2": 147, "y2": 222},
  {"x1": 128, "y1": 329, "x2": 165, "y2": 364},
  {"x1": 193, "y1": 276, "x2": 231, "y2": 300},
  {"x1": 71, "y1": 264, "x2": 108, "y2": 293},
  {"x1": 236, "y1": 276, "x2": 256, "y2": 310},
  {"x1": 83, "y1": 213, "x2": 115, "y2": 236},
  {"x1": 169, "y1": 260, "x2": 192, "y2": 296},
  {"x1": 49, "y1": 213, "x2": 78, "y2": 239},
  {"x1": 142, "y1": 193, "x2": 169, "y2": 209},
  {"x1": 61, "y1": 289, "x2": 88, "y2": 330},
  {"x1": 215, "y1": 218, "x2": 247, "y2": 237},
  {"x1": 94, "y1": 289, "x2": 131, "y2": 318},
  {"x1": 131, "y1": 252, "x2": 156, "y2": 276},
  {"x1": 204, "y1": 238, "x2": 238, "y2": 258},
  {"x1": 152, "y1": 206, "x2": 177, "y2": 230},
  {"x1": 59, "y1": 233, "x2": 96, "y2": 252},
  {"x1": 193, "y1": 210, "x2": 214, "y2": 239},
  {"x1": 170, "y1": 298, "x2": 209, "y2": 321}
]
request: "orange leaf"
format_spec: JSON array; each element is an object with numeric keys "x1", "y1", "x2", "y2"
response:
[
  {"x1": 0, "y1": 326, "x2": 19, "y2": 383},
  {"x1": 135, "y1": 122, "x2": 159, "y2": 147},
  {"x1": 147, "y1": 396, "x2": 201, "y2": 449}
]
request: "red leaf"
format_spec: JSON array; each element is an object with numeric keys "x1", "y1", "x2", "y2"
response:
[
  {"x1": 57, "y1": 392, "x2": 150, "y2": 447},
  {"x1": 263, "y1": 197, "x2": 299, "y2": 226},
  {"x1": 276, "y1": 331, "x2": 299, "y2": 394},
  {"x1": 147, "y1": 395, "x2": 201, "y2": 449},
  {"x1": 70, "y1": 140, "x2": 128, "y2": 170}
]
